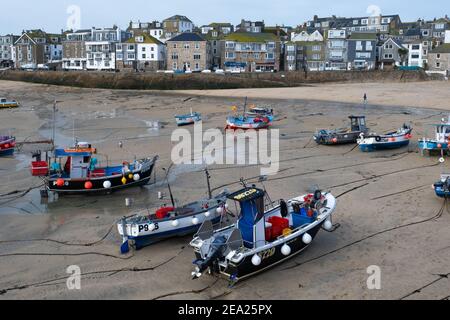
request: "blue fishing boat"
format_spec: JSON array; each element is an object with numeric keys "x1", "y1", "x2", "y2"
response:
[
  {"x1": 226, "y1": 98, "x2": 273, "y2": 130},
  {"x1": 175, "y1": 109, "x2": 202, "y2": 126},
  {"x1": 0, "y1": 98, "x2": 19, "y2": 109},
  {"x1": 117, "y1": 169, "x2": 229, "y2": 253},
  {"x1": 358, "y1": 124, "x2": 412, "y2": 152},
  {"x1": 433, "y1": 173, "x2": 450, "y2": 198},
  {"x1": 0, "y1": 136, "x2": 15, "y2": 156},
  {"x1": 418, "y1": 116, "x2": 450, "y2": 155}
]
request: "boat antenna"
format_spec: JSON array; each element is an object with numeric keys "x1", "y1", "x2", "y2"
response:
[
  {"x1": 52, "y1": 100, "x2": 56, "y2": 151},
  {"x1": 258, "y1": 176, "x2": 273, "y2": 206},
  {"x1": 243, "y1": 97, "x2": 247, "y2": 117},
  {"x1": 163, "y1": 166, "x2": 176, "y2": 207},
  {"x1": 205, "y1": 167, "x2": 212, "y2": 199}
]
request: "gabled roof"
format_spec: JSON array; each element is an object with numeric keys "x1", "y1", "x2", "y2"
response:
[
  {"x1": 164, "y1": 15, "x2": 192, "y2": 23},
  {"x1": 224, "y1": 32, "x2": 278, "y2": 43},
  {"x1": 167, "y1": 32, "x2": 206, "y2": 42}
]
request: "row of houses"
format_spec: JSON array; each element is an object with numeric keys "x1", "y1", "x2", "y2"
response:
[{"x1": 1, "y1": 14, "x2": 450, "y2": 74}]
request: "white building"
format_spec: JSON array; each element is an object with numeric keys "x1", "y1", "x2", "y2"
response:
[
  {"x1": 116, "y1": 34, "x2": 165, "y2": 71},
  {"x1": 405, "y1": 41, "x2": 424, "y2": 67},
  {"x1": 445, "y1": 30, "x2": 450, "y2": 44},
  {"x1": 291, "y1": 30, "x2": 323, "y2": 42},
  {"x1": 85, "y1": 27, "x2": 130, "y2": 70}
]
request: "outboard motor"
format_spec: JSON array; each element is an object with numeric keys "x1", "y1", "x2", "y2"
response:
[{"x1": 192, "y1": 235, "x2": 228, "y2": 279}]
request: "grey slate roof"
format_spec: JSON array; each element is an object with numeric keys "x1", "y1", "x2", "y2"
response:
[{"x1": 167, "y1": 32, "x2": 206, "y2": 42}]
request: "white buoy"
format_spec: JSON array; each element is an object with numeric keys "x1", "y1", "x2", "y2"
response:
[
  {"x1": 302, "y1": 233, "x2": 312, "y2": 244},
  {"x1": 323, "y1": 220, "x2": 333, "y2": 231},
  {"x1": 149, "y1": 223, "x2": 156, "y2": 231},
  {"x1": 224, "y1": 203, "x2": 229, "y2": 209},
  {"x1": 133, "y1": 174, "x2": 140, "y2": 181},
  {"x1": 103, "y1": 181, "x2": 112, "y2": 189},
  {"x1": 192, "y1": 217, "x2": 199, "y2": 225},
  {"x1": 216, "y1": 207, "x2": 223, "y2": 214},
  {"x1": 171, "y1": 220, "x2": 179, "y2": 227},
  {"x1": 281, "y1": 244, "x2": 291, "y2": 256},
  {"x1": 204, "y1": 211, "x2": 211, "y2": 217},
  {"x1": 251, "y1": 254, "x2": 261, "y2": 266},
  {"x1": 439, "y1": 157, "x2": 445, "y2": 163}
]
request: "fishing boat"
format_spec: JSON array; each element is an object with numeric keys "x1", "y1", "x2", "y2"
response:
[
  {"x1": 418, "y1": 116, "x2": 450, "y2": 155},
  {"x1": 357, "y1": 124, "x2": 412, "y2": 152},
  {"x1": 433, "y1": 172, "x2": 450, "y2": 198},
  {"x1": 226, "y1": 98, "x2": 273, "y2": 130},
  {"x1": 189, "y1": 185, "x2": 336, "y2": 283},
  {"x1": 314, "y1": 116, "x2": 368, "y2": 145},
  {"x1": 0, "y1": 98, "x2": 19, "y2": 109},
  {"x1": 0, "y1": 136, "x2": 15, "y2": 156},
  {"x1": 175, "y1": 109, "x2": 202, "y2": 126},
  {"x1": 117, "y1": 170, "x2": 228, "y2": 253},
  {"x1": 31, "y1": 141, "x2": 158, "y2": 195}
]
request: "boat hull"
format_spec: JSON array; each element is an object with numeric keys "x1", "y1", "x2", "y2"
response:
[
  {"x1": 359, "y1": 139, "x2": 410, "y2": 152},
  {"x1": 47, "y1": 157, "x2": 157, "y2": 194},
  {"x1": 418, "y1": 140, "x2": 449, "y2": 153},
  {"x1": 175, "y1": 114, "x2": 202, "y2": 126},
  {"x1": 0, "y1": 147, "x2": 14, "y2": 156},
  {"x1": 128, "y1": 216, "x2": 222, "y2": 249},
  {"x1": 200, "y1": 222, "x2": 323, "y2": 282}
]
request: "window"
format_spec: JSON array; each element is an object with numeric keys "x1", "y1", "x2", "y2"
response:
[
  {"x1": 353, "y1": 19, "x2": 359, "y2": 25},
  {"x1": 195, "y1": 43, "x2": 200, "y2": 49},
  {"x1": 385, "y1": 43, "x2": 393, "y2": 49},
  {"x1": 213, "y1": 49, "x2": 217, "y2": 54},
  {"x1": 267, "y1": 42, "x2": 275, "y2": 49},
  {"x1": 366, "y1": 42, "x2": 373, "y2": 51},
  {"x1": 195, "y1": 63, "x2": 199, "y2": 70},
  {"x1": 184, "y1": 43, "x2": 190, "y2": 49},
  {"x1": 171, "y1": 53, "x2": 178, "y2": 60},
  {"x1": 212, "y1": 31, "x2": 218, "y2": 37},
  {"x1": 287, "y1": 45, "x2": 295, "y2": 52},
  {"x1": 142, "y1": 47, "x2": 146, "y2": 52},
  {"x1": 312, "y1": 53, "x2": 321, "y2": 60},
  {"x1": 412, "y1": 45, "x2": 420, "y2": 50},
  {"x1": 361, "y1": 19, "x2": 368, "y2": 25},
  {"x1": 172, "y1": 62, "x2": 177, "y2": 69},
  {"x1": 213, "y1": 40, "x2": 217, "y2": 46},
  {"x1": 128, "y1": 45, "x2": 135, "y2": 51},
  {"x1": 356, "y1": 41, "x2": 363, "y2": 51},
  {"x1": 225, "y1": 52, "x2": 235, "y2": 59},
  {"x1": 225, "y1": 41, "x2": 235, "y2": 48},
  {"x1": 382, "y1": 17, "x2": 390, "y2": 24},
  {"x1": 312, "y1": 45, "x2": 321, "y2": 52},
  {"x1": 356, "y1": 52, "x2": 371, "y2": 58},
  {"x1": 437, "y1": 54, "x2": 441, "y2": 59},
  {"x1": 151, "y1": 54, "x2": 154, "y2": 59},
  {"x1": 127, "y1": 53, "x2": 135, "y2": 59},
  {"x1": 116, "y1": 44, "x2": 122, "y2": 51},
  {"x1": 423, "y1": 30, "x2": 429, "y2": 36},
  {"x1": 423, "y1": 41, "x2": 429, "y2": 46},
  {"x1": 436, "y1": 62, "x2": 440, "y2": 68},
  {"x1": 384, "y1": 53, "x2": 393, "y2": 59},
  {"x1": 173, "y1": 43, "x2": 177, "y2": 49},
  {"x1": 142, "y1": 54, "x2": 146, "y2": 59},
  {"x1": 254, "y1": 53, "x2": 259, "y2": 59},
  {"x1": 194, "y1": 54, "x2": 201, "y2": 60}
]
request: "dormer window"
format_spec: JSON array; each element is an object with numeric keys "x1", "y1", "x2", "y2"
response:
[{"x1": 135, "y1": 36, "x2": 144, "y2": 43}]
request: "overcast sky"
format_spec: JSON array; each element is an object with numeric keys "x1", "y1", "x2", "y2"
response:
[{"x1": 1, "y1": 0, "x2": 449, "y2": 34}]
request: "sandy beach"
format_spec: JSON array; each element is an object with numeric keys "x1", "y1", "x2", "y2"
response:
[{"x1": 0, "y1": 79, "x2": 449, "y2": 300}]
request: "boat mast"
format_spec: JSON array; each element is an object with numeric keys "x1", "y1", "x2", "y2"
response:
[{"x1": 205, "y1": 168, "x2": 212, "y2": 199}]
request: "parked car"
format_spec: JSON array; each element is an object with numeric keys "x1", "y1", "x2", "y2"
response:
[{"x1": 215, "y1": 69, "x2": 225, "y2": 74}]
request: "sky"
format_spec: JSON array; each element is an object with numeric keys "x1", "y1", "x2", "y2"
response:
[{"x1": 1, "y1": 0, "x2": 449, "y2": 34}]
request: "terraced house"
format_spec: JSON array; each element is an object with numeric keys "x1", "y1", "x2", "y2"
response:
[
  {"x1": 12, "y1": 30, "x2": 62, "y2": 69},
  {"x1": 116, "y1": 33, "x2": 165, "y2": 71},
  {"x1": 428, "y1": 44, "x2": 450, "y2": 75},
  {"x1": 285, "y1": 30, "x2": 325, "y2": 71},
  {"x1": 85, "y1": 27, "x2": 130, "y2": 70},
  {"x1": 347, "y1": 33, "x2": 377, "y2": 70},
  {"x1": 200, "y1": 23, "x2": 234, "y2": 68},
  {"x1": 326, "y1": 29, "x2": 348, "y2": 70},
  {"x1": 0, "y1": 35, "x2": 18, "y2": 67},
  {"x1": 166, "y1": 33, "x2": 211, "y2": 72},
  {"x1": 62, "y1": 29, "x2": 92, "y2": 70},
  {"x1": 221, "y1": 32, "x2": 281, "y2": 72}
]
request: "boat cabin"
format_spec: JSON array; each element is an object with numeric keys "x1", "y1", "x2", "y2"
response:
[
  {"x1": 431, "y1": 123, "x2": 450, "y2": 142},
  {"x1": 349, "y1": 116, "x2": 366, "y2": 132},
  {"x1": 52, "y1": 142, "x2": 97, "y2": 179}
]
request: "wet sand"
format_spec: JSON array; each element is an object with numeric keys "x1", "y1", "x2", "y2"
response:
[{"x1": 0, "y1": 80, "x2": 449, "y2": 300}]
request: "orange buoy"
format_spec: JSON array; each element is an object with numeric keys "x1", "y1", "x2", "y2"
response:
[
  {"x1": 84, "y1": 181, "x2": 93, "y2": 189},
  {"x1": 56, "y1": 178, "x2": 65, "y2": 187}
]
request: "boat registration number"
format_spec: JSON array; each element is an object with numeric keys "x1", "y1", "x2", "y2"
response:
[
  {"x1": 259, "y1": 247, "x2": 276, "y2": 260},
  {"x1": 139, "y1": 223, "x2": 159, "y2": 232}
]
